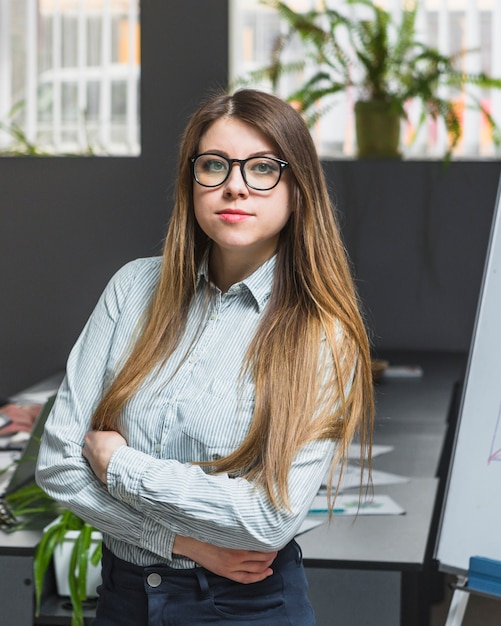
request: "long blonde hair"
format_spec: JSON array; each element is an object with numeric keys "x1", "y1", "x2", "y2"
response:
[{"x1": 92, "y1": 89, "x2": 374, "y2": 507}]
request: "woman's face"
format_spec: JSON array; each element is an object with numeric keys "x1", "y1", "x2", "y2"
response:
[{"x1": 193, "y1": 117, "x2": 292, "y2": 269}]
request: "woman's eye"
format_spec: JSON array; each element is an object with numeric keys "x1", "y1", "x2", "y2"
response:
[
  {"x1": 205, "y1": 159, "x2": 226, "y2": 173},
  {"x1": 250, "y1": 159, "x2": 277, "y2": 175}
]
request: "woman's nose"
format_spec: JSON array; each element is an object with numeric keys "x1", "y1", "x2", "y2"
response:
[{"x1": 223, "y1": 163, "x2": 249, "y2": 197}]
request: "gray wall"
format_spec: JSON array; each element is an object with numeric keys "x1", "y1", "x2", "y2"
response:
[
  {"x1": 0, "y1": 1, "x2": 228, "y2": 396},
  {"x1": 326, "y1": 160, "x2": 501, "y2": 354},
  {"x1": 1, "y1": 0, "x2": 500, "y2": 396}
]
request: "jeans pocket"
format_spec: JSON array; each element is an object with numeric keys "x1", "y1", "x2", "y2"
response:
[{"x1": 209, "y1": 572, "x2": 286, "y2": 621}]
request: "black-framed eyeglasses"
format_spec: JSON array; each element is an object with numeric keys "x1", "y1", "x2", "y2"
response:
[{"x1": 190, "y1": 153, "x2": 289, "y2": 191}]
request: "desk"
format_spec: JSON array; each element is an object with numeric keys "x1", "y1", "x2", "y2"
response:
[
  {"x1": 0, "y1": 526, "x2": 95, "y2": 626},
  {"x1": 0, "y1": 352, "x2": 464, "y2": 626},
  {"x1": 0, "y1": 530, "x2": 43, "y2": 626},
  {"x1": 298, "y1": 351, "x2": 466, "y2": 626}
]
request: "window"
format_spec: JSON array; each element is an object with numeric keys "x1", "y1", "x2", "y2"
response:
[
  {"x1": 0, "y1": 0, "x2": 140, "y2": 156},
  {"x1": 229, "y1": 0, "x2": 501, "y2": 159}
]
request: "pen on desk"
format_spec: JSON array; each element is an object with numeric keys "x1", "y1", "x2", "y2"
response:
[{"x1": 309, "y1": 508, "x2": 346, "y2": 514}]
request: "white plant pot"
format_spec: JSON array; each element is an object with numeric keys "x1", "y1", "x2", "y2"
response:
[{"x1": 53, "y1": 528, "x2": 103, "y2": 598}]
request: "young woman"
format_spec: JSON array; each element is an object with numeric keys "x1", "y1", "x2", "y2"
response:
[{"x1": 36, "y1": 89, "x2": 374, "y2": 625}]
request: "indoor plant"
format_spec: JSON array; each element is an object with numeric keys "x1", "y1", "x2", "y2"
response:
[
  {"x1": 5, "y1": 481, "x2": 101, "y2": 626},
  {"x1": 241, "y1": 0, "x2": 501, "y2": 159}
]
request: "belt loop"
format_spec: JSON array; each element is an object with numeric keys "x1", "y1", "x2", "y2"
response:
[{"x1": 195, "y1": 568, "x2": 210, "y2": 599}]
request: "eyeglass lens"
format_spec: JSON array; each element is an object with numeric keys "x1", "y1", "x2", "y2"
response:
[{"x1": 193, "y1": 154, "x2": 285, "y2": 190}]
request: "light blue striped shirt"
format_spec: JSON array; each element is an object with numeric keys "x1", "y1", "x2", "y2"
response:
[{"x1": 36, "y1": 255, "x2": 337, "y2": 568}]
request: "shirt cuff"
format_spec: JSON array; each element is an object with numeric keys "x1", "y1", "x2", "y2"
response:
[
  {"x1": 107, "y1": 445, "x2": 151, "y2": 506},
  {"x1": 141, "y1": 515, "x2": 176, "y2": 561},
  {"x1": 107, "y1": 445, "x2": 176, "y2": 561}
]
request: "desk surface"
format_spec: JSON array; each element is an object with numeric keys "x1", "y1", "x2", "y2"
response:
[
  {"x1": 298, "y1": 478, "x2": 438, "y2": 570},
  {"x1": 0, "y1": 528, "x2": 42, "y2": 555},
  {"x1": 372, "y1": 351, "x2": 465, "y2": 477},
  {"x1": 298, "y1": 351, "x2": 465, "y2": 572}
]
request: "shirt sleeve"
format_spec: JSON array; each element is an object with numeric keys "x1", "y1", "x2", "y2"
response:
[
  {"x1": 35, "y1": 259, "x2": 176, "y2": 561},
  {"x1": 107, "y1": 429, "x2": 337, "y2": 552}
]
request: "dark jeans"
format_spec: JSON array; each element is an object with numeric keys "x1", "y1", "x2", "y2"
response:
[{"x1": 91, "y1": 540, "x2": 315, "y2": 625}]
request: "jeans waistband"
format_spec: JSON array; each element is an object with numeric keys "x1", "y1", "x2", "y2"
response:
[{"x1": 102, "y1": 539, "x2": 301, "y2": 592}]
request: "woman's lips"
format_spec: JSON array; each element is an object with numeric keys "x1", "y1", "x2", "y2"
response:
[{"x1": 218, "y1": 209, "x2": 252, "y2": 222}]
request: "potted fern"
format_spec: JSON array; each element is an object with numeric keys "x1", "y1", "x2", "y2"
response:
[
  {"x1": 241, "y1": 0, "x2": 501, "y2": 159},
  {"x1": 4, "y1": 481, "x2": 101, "y2": 626}
]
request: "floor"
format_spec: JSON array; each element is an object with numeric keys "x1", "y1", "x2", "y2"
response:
[{"x1": 430, "y1": 576, "x2": 501, "y2": 626}]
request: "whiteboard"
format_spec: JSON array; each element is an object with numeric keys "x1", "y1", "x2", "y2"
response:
[{"x1": 435, "y1": 173, "x2": 501, "y2": 574}]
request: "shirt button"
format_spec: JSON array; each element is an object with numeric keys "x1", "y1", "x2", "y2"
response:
[{"x1": 147, "y1": 572, "x2": 162, "y2": 588}]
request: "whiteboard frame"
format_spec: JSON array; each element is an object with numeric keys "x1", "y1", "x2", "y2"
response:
[{"x1": 435, "y1": 172, "x2": 501, "y2": 575}]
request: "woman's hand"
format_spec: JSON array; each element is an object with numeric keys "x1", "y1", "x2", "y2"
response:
[
  {"x1": 82, "y1": 430, "x2": 127, "y2": 484},
  {"x1": 173, "y1": 534, "x2": 278, "y2": 584},
  {"x1": 0, "y1": 404, "x2": 41, "y2": 435}
]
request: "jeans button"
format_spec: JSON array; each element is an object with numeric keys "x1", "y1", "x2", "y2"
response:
[{"x1": 147, "y1": 572, "x2": 162, "y2": 588}]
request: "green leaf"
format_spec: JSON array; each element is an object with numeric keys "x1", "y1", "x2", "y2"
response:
[
  {"x1": 247, "y1": 0, "x2": 501, "y2": 159},
  {"x1": 68, "y1": 531, "x2": 84, "y2": 626},
  {"x1": 77, "y1": 525, "x2": 93, "y2": 601},
  {"x1": 91, "y1": 540, "x2": 102, "y2": 568},
  {"x1": 33, "y1": 522, "x2": 65, "y2": 615}
]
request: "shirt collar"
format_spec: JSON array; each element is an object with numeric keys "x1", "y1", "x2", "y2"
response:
[{"x1": 198, "y1": 251, "x2": 275, "y2": 312}]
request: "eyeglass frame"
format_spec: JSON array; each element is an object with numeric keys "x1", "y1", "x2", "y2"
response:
[{"x1": 190, "y1": 153, "x2": 290, "y2": 191}]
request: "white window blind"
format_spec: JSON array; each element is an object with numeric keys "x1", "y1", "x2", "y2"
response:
[
  {"x1": 0, "y1": 0, "x2": 140, "y2": 156},
  {"x1": 229, "y1": 0, "x2": 501, "y2": 159}
]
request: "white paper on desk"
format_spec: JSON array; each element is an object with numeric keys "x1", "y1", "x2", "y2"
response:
[
  {"x1": 382, "y1": 365, "x2": 423, "y2": 379},
  {"x1": 310, "y1": 494, "x2": 405, "y2": 516},
  {"x1": 14, "y1": 389, "x2": 58, "y2": 405},
  {"x1": 348, "y1": 443, "x2": 394, "y2": 459},
  {"x1": 322, "y1": 464, "x2": 408, "y2": 492},
  {"x1": 0, "y1": 432, "x2": 31, "y2": 452},
  {"x1": 0, "y1": 450, "x2": 20, "y2": 471}
]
